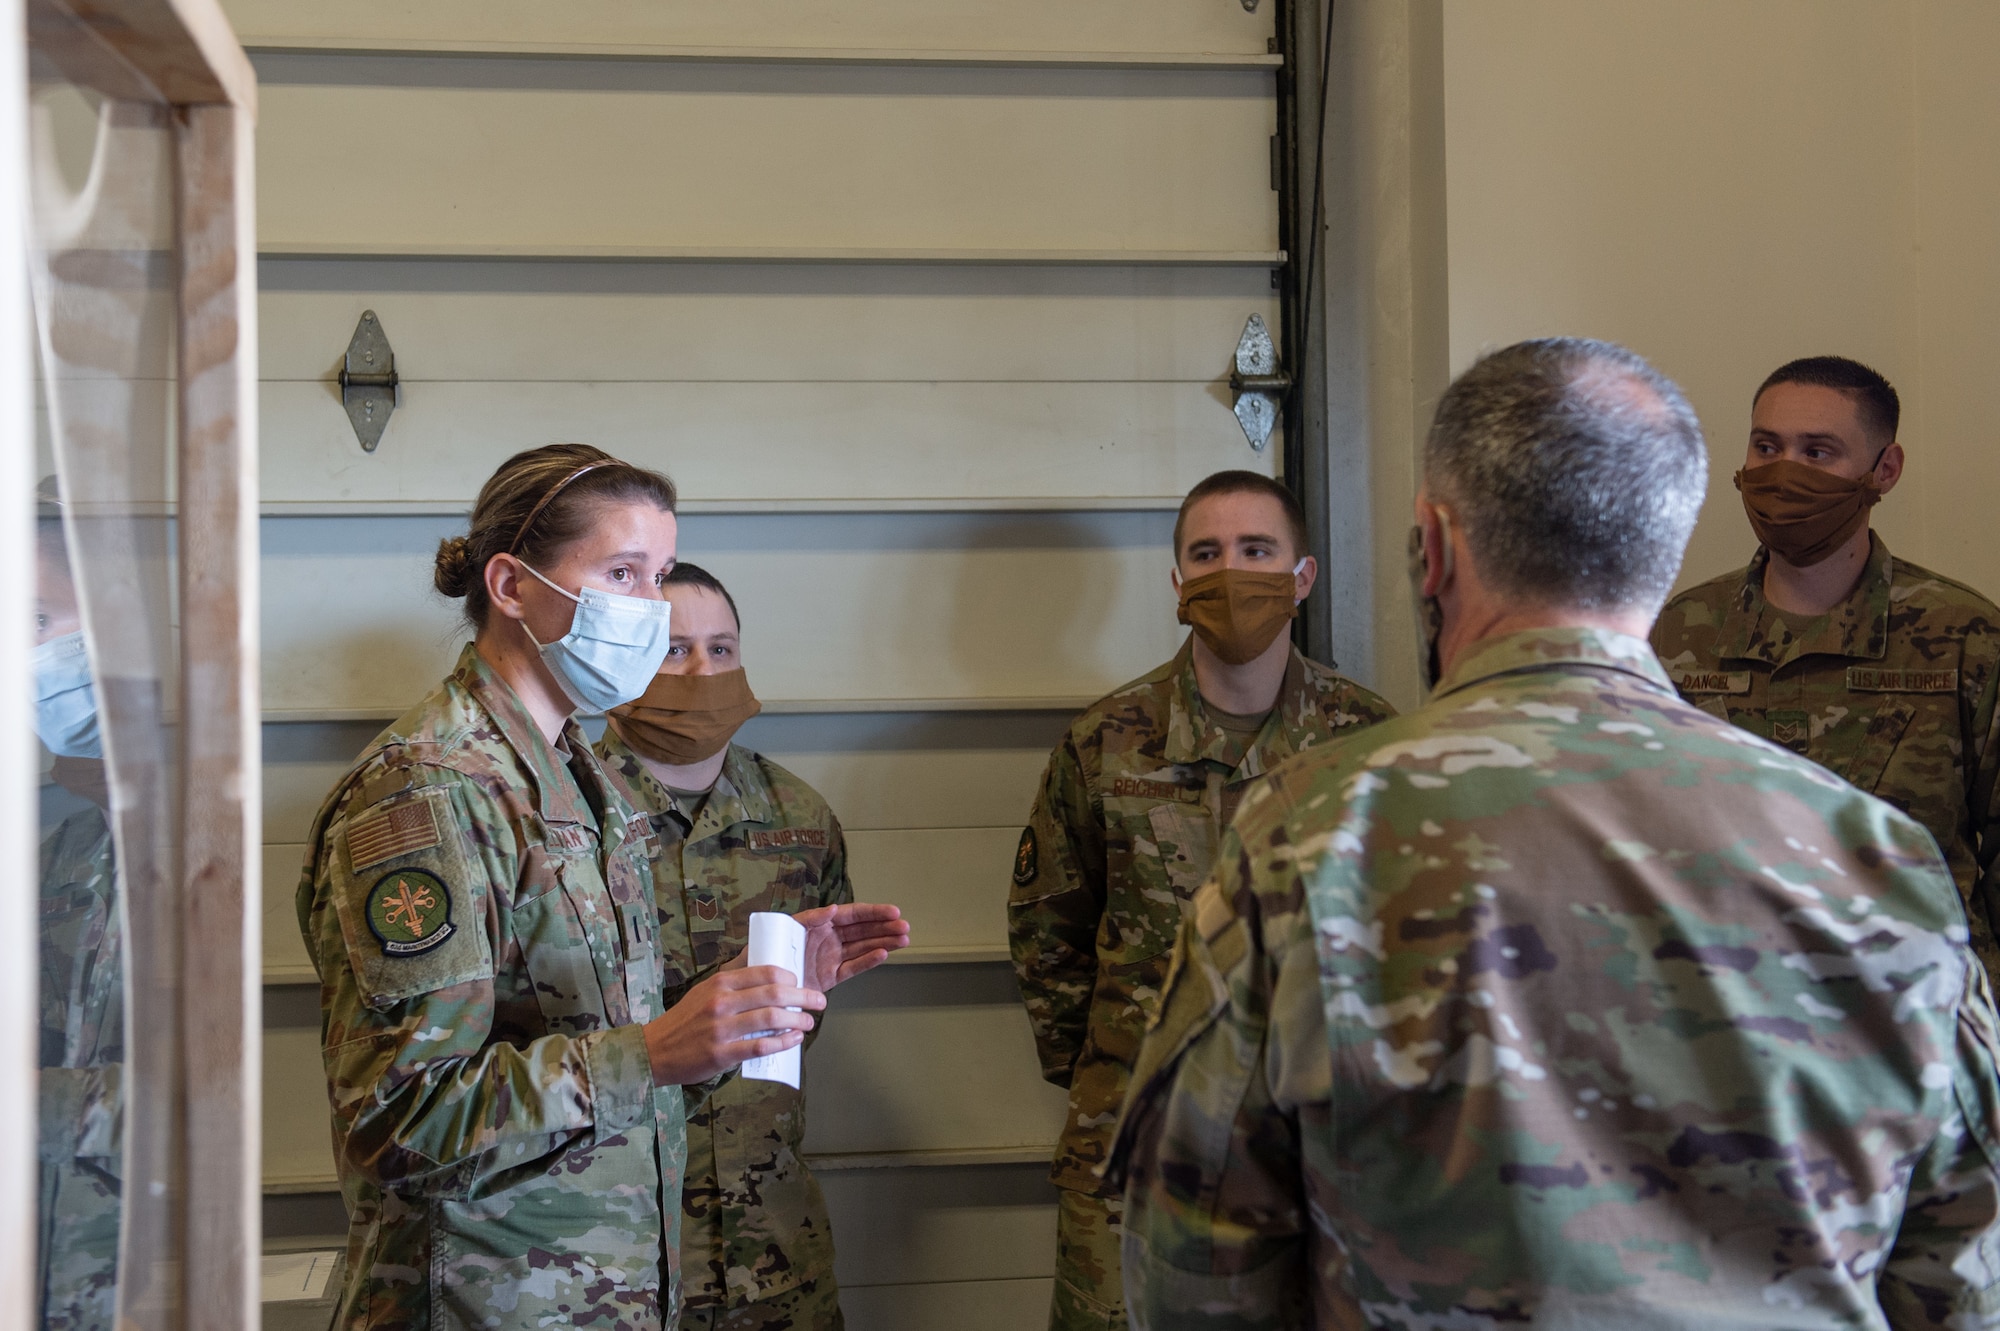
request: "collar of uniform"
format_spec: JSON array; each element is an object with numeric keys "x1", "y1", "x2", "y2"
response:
[
  {"x1": 593, "y1": 724, "x2": 773, "y2": 841},
  {"x1": 1163, "y1": 636, "x2": 1314, "y2": 777},
  {"x1": 684, "y1": 744, "x2": 775, "y2": 843},
  {"x1": 452, "y1": 642, "x2": 597, "y2": 831},
  {"x1": 1717, "y1": 532, "x2": 1892, "y2": 668},
  {"x1": 1433, "y1": 625, "x2": 1673, "y2": 699}
]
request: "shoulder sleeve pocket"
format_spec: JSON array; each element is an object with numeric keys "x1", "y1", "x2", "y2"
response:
[{"x1": 326, "y1": 786, "x2": 494, "y2": 1008}]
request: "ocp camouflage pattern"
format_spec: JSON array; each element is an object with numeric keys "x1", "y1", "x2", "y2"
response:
[
  {"x1": 38, "y1": 792, "x2": 122, "y2": 1331},
  {"x1": 1654, "y1": 535, "x2": 2000, "y2": 982},
  {"x1": 1112, "y1": 625, "x2": 2000, "y2": 1329},
  {"x1": 298, "y1": 644, "x2": 685, "y2": 1331},
  {"x1": 673, "y1": 1274, "x2": 842, "y2": 1331},
  {"x1": 1050, "y1": 1192, "x2": 1126, "y2": 1330},
  {"x1": 1010, "y1": 641, "x2": 1393, "y2": 1200},
  {"x1": 598, "y1": 729, "x2": 848, "y2": 1318}
]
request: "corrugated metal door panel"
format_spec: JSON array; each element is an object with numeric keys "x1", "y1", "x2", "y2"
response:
[
  {"x1": 222, "y1": 0, "x2": 1271, "y2": 63},
  {"x1": 260, "y1": 384, "x2": 1264, "y2": 507},
  {"x1": 820, "y1": 1166, "x2": 1059, "y2": 1286},
  {"x1": 260, "y1": 263, "x2": 1278, "y2": 382},
  {"x1": 253, "y1": 59, "x2": 1276, "y2": 258}
]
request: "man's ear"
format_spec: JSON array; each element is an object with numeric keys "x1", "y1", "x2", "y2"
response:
[
  {"x1": 1292, "y1": 555, "x2": 1318, "y2": 603},
  {"x1": 1874, "y1": 441, "x2": 1905, "y2": 496},
  {"x1": 1417, "y1": 501, "x2": 1455, "y2": 599},
  {"x1": 486, "y1": 552, "x2": 529, "y2": 623}
]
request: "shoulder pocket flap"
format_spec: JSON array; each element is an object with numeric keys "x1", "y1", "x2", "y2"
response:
[{"x1": 330, "y1": 788, "x2": 493, "y2": 1008}]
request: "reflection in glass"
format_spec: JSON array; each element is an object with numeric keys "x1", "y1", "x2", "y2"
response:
[
  {"x1": 35, "y1": 491, "x2": 122, "y2": 1331},
  {"x1": 28, "y1": 67, "x2": 182, "y2": 1331}
]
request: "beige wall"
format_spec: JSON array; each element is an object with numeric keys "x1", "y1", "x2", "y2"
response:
[{"x1": 1443, "y1": 1, "x2": 2000, "y2": 598}]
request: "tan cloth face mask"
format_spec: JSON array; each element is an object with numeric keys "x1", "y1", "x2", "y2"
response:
[
  {"x1": 1174, "y1": 562, "x2": 1303, "y2": 665},
  {"x1": 610, "y1": 668, "x2": 762, "y2": 765},
  {"x1": 1734, "y1": 458, "x2": 1882, "y2": 568}
]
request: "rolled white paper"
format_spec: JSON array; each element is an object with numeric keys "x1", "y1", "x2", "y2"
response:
[{"x1": 742, "y1": 911, "x2": 807, "y2": 1088}]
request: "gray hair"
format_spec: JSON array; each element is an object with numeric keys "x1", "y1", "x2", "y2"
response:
[{"x1": 1424, "y1": 337, "x2": 1707, "y2": 612}]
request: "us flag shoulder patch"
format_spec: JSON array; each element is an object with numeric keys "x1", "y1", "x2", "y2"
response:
[{"x1": 347, "y1": 799, "x2": 443, "y2": 872}]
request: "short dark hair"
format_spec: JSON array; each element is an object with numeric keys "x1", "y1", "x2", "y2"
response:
[
  {"x1": 1754, "y1": 356, "x2": 1900, "y2": 443},
  {"x1": 664, "y1": 561, "x2": 740, "y2": 629},
  {"x1": 1172, "y1": 471, "x2": 1309, "y2": 562},
  {"x1": 1425, "y1": 337, "x2": 1707, "y2": 611}
]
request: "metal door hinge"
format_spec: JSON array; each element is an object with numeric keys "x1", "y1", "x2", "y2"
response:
[
  {"x1": 340, "y1": 310, "x2": 399, "y2": 452},
  {"x1": 1229, "y1": 314, "x2": 1290, "y2": 450}
]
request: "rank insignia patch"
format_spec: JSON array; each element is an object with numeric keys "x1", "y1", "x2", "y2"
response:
[
  {"x1": 366, "y1": 868, "x2": 455, "y2": 956},
  {"x1": 1013, "y1": 827, "x2": 1038, "y2": 887}
]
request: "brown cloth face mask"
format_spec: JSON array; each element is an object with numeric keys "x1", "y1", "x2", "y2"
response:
[
  {"x1": 1734, "y1": 459, "x2": 1882, "y2": 568},
  {"x1": 609, "y1": 668, "x2": 761, "y2": 765},
  {"x1": 1176, "y1": 565, "x2": 1300, "y2": 665}
]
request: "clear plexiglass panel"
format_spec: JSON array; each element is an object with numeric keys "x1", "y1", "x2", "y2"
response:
[{"x1": 27, "y1": 59, "x2": 181, "y2": 1331}]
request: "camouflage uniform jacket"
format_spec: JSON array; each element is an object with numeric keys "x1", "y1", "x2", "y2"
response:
[
  {"x1": 1110, "y1": 626, "x2": 2000, "y2": 1329},
  {"x1": 39, "y1": 796, "x2": 123, "y2": 1331},
  {"x1": 1653, "y1": 534, "x2": 2000, "y2": 975},
  {"x1": 1010, "y1": 639, "x2": 1394, "y2": 1194},
  {"x1": 596, "y1": 728, "x2": 849, "y2": 1310},
  {"x1": 298, "y1": 644, "x2": 683, "y2": 1331}
]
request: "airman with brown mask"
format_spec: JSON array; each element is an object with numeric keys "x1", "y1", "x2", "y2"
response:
[
  {"x1": 1007, "y1": 469, "x2": 1397, "y2": 1331},
  {"x1": 1653, "y1": 355, "x2": 2000, "y2": 983}
]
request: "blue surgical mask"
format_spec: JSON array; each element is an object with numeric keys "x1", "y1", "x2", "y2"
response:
[
  {"x1": 33, "y1": 630, "x2": 101, "y2": 759},
  {"x1": 519, "y1": 564, "x2": 674, "y2": 714}
]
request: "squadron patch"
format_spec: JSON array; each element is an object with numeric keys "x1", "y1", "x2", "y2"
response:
[
  {"x1": 1013, "y1": 827, "x2": 1039, "y2": 887},
  {"x1": 366, "y1": 868, "x2": 456, "y2": 956}
]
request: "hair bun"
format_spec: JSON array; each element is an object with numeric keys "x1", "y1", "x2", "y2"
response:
[{"x1": 433, "y1": 534, "x2": 477, "y2": 599}]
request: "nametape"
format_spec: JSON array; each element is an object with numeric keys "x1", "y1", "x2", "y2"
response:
[
  {"x1": 1671, "y1": 670, "x2": 1751, "y2": 696},
  {"x1": 1846, "y1": 667, "x2": 1958, "y2": 694},
  {"x1": 751, "y1": 828, "x2": 829, "y2": 852},
  {"x1": 545, "y1": 823, "x2": 596, "y2": 855},
  {"x1": 1111, "y1": 777, "x2": 1202, "y2": 803}
]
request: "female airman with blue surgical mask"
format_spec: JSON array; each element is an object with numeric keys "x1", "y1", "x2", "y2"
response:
[{"x1": 296, "y1": 444, "x2": 907, "y2": 1331}]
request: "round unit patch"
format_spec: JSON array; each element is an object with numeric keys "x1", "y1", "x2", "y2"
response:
[{"x1": 367, "y1": 868, "x2": 456, "y2": 956}]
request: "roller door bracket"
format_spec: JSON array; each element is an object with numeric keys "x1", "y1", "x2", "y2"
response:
[
  {"x1": 339, "y1": 310, "x2": 400, "y2": 452},
  {"x1": 1229, "y1": 313, "x2": 1290, "y2": 450}
]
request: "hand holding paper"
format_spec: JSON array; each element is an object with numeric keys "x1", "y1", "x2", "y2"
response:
[{"x1": 742, "y1": 912, "x2": 808, "y2": 1088}]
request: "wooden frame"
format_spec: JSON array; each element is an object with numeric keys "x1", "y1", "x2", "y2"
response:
[{"x1": 17, "y1": 1, "x2": 258, "y2": 1328}]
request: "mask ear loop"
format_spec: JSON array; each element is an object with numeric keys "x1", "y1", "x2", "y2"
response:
[
  {"x1": 520, "y1": 561, "x2": 585, "y2": 606},
  {"x1": 1866, "y1": 444, "x2": 1891, "y2": 488}
]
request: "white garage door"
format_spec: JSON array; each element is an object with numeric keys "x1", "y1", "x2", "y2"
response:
[{"x1": 239, "y1": 5, "x2": 1282, "y2": 1325}]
